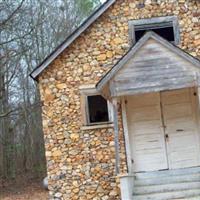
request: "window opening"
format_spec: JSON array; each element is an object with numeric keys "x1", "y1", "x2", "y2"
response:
[
  {"x1": 87, "y1": 95, "x2": 109, "y2": 124},
  {"x1": 135, "y1": 26, "x2": 174, "y2": 42},
  {"x1": 129, "y1": 16, "x2": 180, "y2": 45}
]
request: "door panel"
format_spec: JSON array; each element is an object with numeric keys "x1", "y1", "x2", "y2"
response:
[
  {"x1": 163, "y1": 103, "x2": 192, "y2": 119},
  {"x1": 161, "y1": 88, "x2": 200, "y2": 169},
  {"x1": 161, "y1": 88, "x2": 190, "y2": 105},
  {"x1": 130, "y1": 107, "x2": 161, "y2": 122},
  {"x1": 165, "y1": 117, "x2": 195, "y2": 132},
  {"x1": 126, "y1": 93, "x2": 168, "y2": 172}
]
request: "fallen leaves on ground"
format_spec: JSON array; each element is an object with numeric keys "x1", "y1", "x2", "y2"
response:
[{"x1": 0, "y1": 178, "x2": 48, "y2": 200}]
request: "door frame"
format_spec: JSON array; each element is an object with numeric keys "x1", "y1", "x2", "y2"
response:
[
  {"x1": 192, "y1": 87, "x2": 200, "y2": 165},
  {"x1": 159, "y1": 92, "x2": 170, "y2": 169},
  {"x1": 121, "y1": 97, "x2": 133, "y2": 173}
]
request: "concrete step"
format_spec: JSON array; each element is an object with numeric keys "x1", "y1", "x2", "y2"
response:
[
  {"x1": 135, "y1": 173, "x2": 200, "y2": 186},
  {"x1": 133, "y1": 189, "x2": 200, "y2": 200},
  {"x1": 134, "y1": 181, "x2": 200, "y2": 195},
  {"x1": 135, "y1": 167, "x2": 200, "y2": 180},
  {"x1": 173, "y1": 197, "x2": 200, "y2": 200},
  {"x1": 179, "y1": 196, "x2": 200, "y2": 200}
]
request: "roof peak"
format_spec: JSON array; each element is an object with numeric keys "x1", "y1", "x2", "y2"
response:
[{"x1": 96, "y1": 31, "x2": 200, "y2": 91}]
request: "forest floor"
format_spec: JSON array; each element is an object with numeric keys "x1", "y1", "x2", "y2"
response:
[{"x1": 0, "y1": 177, "x2": 48, "y2": 200}]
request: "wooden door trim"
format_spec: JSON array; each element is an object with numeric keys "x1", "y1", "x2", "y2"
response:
[{"x1": 190, "y1": 87, "x2": 200, "y2": 165}]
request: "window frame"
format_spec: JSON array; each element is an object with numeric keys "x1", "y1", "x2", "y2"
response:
[
  {"x1": 85, "y1": 94, "x2": 113, "y2": 125},
  {"x1": 79, "y1": 85, "x2": 113, "y2": 127},
  {"x1": 128, "y1": 16, "x2": 180, "y2": 45}
]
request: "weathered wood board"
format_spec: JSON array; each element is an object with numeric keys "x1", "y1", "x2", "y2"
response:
[{"x1": 111, "y1": 39, "x2": 199, "y2": 96}]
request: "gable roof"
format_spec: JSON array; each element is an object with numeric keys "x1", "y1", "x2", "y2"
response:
[
  {"x1": 96, "y1": 31, "x2": 200, "y2": 92},
  {"x1": 30, "y1": 0, "x2": 116, "y2": 80}
]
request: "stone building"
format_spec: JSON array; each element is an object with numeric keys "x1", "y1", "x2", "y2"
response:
[{"x1": 30, "y1": 0, "x2": 200, "y2": 199}]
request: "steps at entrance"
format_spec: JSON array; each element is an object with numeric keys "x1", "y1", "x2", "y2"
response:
[
  {"x1": 134, "y1": 182, "x2": 200, "y2": 195},
  {"x1": 135, "y1": 167, "x2": 200, "y2": 180},
  {"x1": 184, "y1": 197, "x2": 200, "y2": 200},
  {"x1": 133, "y1": 167, "x2": 200, "y2": 200},
  {"x1": 133, "y1": 190, "x2": 200, "y2": 200},
  {"x1": 181, "y1": 197, "x2": 200, "y2": 200},
  {"x1": 135, "y1": 173, "x2": 200, "y2": 186}
]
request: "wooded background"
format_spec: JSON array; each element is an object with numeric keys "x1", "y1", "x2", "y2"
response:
[{"x1": 0, "y1": 0, "x2": 102, "y2": 181}]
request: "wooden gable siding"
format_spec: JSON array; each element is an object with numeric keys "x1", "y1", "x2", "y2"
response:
[{"x1": 110, "y1": 39, "x2": 200, "y2": 97}]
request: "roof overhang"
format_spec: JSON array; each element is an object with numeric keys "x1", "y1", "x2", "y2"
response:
[
  {"x1": 30, "y1": 0, "x2": 116, "y2": 80},
  {"x1": 96, "y1": 31, "x2": 200, "y2": 98}
]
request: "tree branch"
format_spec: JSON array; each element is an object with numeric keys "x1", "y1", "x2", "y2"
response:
[
  {"x1": 0, "y1": 101, "x2": 43, "y2": 118},
  {"x1": 0, "y1": 0, "x2": 25, "y2": 27}
]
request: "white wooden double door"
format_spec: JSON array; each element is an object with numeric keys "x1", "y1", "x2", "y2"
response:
[{"x1": 126, "y1": 88, "x2": 200, "y2": 172}]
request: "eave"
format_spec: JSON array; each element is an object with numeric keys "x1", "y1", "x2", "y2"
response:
[{"x1": 30, "y1": 0, "x2": 116, "y2": 80}]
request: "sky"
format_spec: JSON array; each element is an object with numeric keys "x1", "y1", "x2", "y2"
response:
[{"x1": 100, "y1": 0, "x2": 107, "y2": 3}]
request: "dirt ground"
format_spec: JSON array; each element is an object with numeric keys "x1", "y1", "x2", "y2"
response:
[{"x1": 0, "y1": 178, "x2": 48, "y2": 200}]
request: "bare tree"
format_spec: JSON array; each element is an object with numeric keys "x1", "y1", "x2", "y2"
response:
[{"x1": 0, "y1": 0, "x2": 101, "y2": 180}]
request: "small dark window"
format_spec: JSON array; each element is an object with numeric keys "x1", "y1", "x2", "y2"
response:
[
  {"x1": 135, "y1": 26, "x2": 174, "y2": 42},
  {"x1": 87, "y1": 95, "x2": 109, "y2": 124},
  {"x1": 129, "y1": 16, "x2": 180, "y2": 45}
]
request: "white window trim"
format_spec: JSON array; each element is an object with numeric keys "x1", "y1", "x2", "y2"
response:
[
  {"x1": 79, "y1": 85, "x2": 113, "y2": 129},
  {"x1": 81, "y1": 123, "x2": 114, "y2": 131},
  {"x1": 128, "y1": 16, "x2": 180, "y2": 45}
]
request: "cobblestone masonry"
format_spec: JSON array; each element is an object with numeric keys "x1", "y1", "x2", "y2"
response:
[{"x1": 38, "y1": 0, "x2": 200, "y2": 199}]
